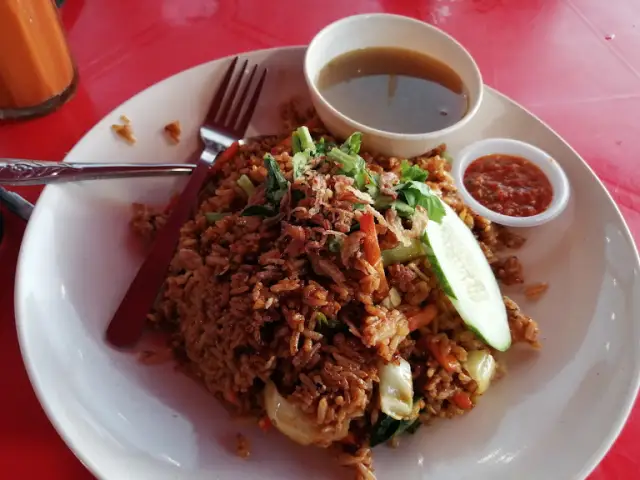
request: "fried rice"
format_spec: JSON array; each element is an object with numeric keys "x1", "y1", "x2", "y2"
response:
[{"x1": 131, "y1": 101, "x2": 540, "y2": 479}]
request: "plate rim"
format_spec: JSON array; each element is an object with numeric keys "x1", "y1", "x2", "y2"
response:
[{"x1": 14, "y1": 44, "x2": 640, "y2": 480}]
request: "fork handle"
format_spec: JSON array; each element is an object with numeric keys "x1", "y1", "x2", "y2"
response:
[
  {"x1": 0, "y1": 159, "x2": 196, "y2": 186},
  {"x1": 105, "y1": 143, "x2": 240, "y2": 348}
]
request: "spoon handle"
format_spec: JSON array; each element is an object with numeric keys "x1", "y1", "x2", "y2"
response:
[{"x1": 0, "y1": 159, "x2": 196, "y2": 186}]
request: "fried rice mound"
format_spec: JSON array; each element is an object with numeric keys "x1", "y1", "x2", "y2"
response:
[{"x1": 131, "y1": 101, "x2": 540, "y2": 480}]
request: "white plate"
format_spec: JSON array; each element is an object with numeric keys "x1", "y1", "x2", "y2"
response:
[{"x1": 15, "y1": 46, "x2": 640, "y2": 480}]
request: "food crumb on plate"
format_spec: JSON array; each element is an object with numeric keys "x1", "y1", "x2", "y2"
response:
[
  {"x1": 236, "y1": 433, "x2": 250, "y2": 459},
  {"x1": 493, "y1": 256, "x2": 524, "y2": 285},
  {"x1": 111, "y1": 115, "x2": 136, "y2": 144},
  {"x1": 524, "y1": 282, "x2": 549, "y2": 301},
  {"x1": 164, "y1": 120, "x2": 182, "y2": 144}
]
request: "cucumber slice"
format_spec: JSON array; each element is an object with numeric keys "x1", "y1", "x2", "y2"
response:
[{"x1": 424, "y1": 202, "x2": 511, "y2": 351}]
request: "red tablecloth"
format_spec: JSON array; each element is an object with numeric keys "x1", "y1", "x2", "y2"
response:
[{"x1": 1, "y1": 0, "x2": 639, "y2": 477}]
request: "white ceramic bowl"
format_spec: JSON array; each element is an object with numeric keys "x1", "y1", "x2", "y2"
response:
[
  {"x1": 15, "y1": 47, "x2": 640, "y2": 480},
  {"x1": 304, "y1": 13, "x2": 483, "y2": 158},
  {"x1": 451, "y1": 138, "x2": 571, "y2": 228}
]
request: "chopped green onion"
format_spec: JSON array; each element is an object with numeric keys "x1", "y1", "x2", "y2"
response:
[
  {"x1": 314, "y1": 137, "x2": 335, "y2": 155},
  {"x1": 205, "y1": 212, "x2": 229, "y2": 224},
  {"x1": 264, "y1": 154, "x2": 289, "y2": 204},
  {"x1": 292, "y1": 152, "x2": 308, "y2": 180},
  {"x1": 291, "y1": 132, "x2": 303, "y2": 154},
  {"x1": 339, "y1": 132, "x2": 362, "y2": 155},
  {"x1": 328, "y1": 147, "x2": 359, "y2": 170},
  {"x1": 237, "y1": 174, "x2": 256, "y2": 198},
  {"x1": 295, "y1": 126, "x2": 316, "y2": 153},
  {"x1": 381, "y1": 239, "x2": 426, "y2": 267},
  {"x1": 327, "y1": 147, "x2": 369, "y2": 189}
]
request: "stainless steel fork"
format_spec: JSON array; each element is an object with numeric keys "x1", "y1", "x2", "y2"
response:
[{"x1": 106, "y1": 57, "x2": 267, "y2": 348}]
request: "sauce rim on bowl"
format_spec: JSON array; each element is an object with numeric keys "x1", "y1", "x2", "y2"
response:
[{"x1": 451, "y1": 138, "x2": 571, "y2": 228}]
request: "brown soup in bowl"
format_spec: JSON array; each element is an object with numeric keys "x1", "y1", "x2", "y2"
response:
[{"x1": 317, "y1": 46, "x2": 468, "y2": 134}]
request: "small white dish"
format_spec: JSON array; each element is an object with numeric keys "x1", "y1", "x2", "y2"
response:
[
  {"x1": 451, "y1": 138, "x2": 571, "y2": 228},
  {"x1": 304, "y1": 13, "x2": 483, "y2": 158}
]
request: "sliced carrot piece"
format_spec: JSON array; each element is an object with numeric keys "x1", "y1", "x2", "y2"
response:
[
  {"x1": 209, "y1": 141, "x2": 240, "y2": 176},
  {"x1": 408, "y1": 304, "x2": 438, "y2": 331},
  {"x1": 452, "y1": 391, "x2": 473, "y2": 410},
  {"x1": 423, "y1": 337, "x2": 458, "y2": 373},
  {"x1": 360, "y1": 213, "x2": 389, "y2": 298}
]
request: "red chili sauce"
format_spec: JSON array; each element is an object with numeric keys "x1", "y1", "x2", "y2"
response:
[{"x1": 463, "y1": 154, "x2": 553, "y2": 217}]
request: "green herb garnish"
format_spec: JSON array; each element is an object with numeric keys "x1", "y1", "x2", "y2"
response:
[
  {"x1": 395, "y1": 181, "x2": 446, "y2": 223},
  {"x1": 292, "y1": 132, "x2": 303, "y2": 154},
  {"x1": 328, "y1": 148, "x2": 370, "y2": 190},
  {"x1": 326, "y1": 132, "x2": 374, "y2": 189},
  {"x1": 369, "y1": 413, "x2": 422, "y2": 448},
  {"x1": 237, "y1": 174, "x2": 256, "y2": 198},
  {"x1": 400, "y1": 160, "x2": 429, "y2": 182},
  {"x1": 264, "y1": 154, "x2": 289, "y2": 204},
  {"x1": 391, "y1": 200, "x2": 414, "y2": 218},
  {"x1": 314, "y1": 137, "x2": 336, "y2": 156},
  {"x1": 241, "y1": 205, "x2": 276, "y2": 217},
  {"x1": 327, "y1": 147, "x2": 365, "y2": 175},
  {"x1": 290, "y1": 126, "x2": 317, "y2": 179},
  {"x1": 340, "y1": 132, "x2": 362, "y2": 155}
]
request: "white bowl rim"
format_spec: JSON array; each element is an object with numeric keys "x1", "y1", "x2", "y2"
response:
[
  {"x1": 304, "y1": 13, "x2": 484, "y2": 141},
  {"x1": 451, "y1": 137, "x2": 572, "y2": 228}
]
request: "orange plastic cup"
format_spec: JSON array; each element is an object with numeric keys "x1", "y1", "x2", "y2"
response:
[{"x1": 0, "y1": 0, "x2": 78, "y2": 120}]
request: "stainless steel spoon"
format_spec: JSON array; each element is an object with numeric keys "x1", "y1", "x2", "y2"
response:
[
  {"x1": 0, "y1": 159, "x2": 197, "y2": 186},
  {"x1": 0, "y1": 131, "x2": 282, "y2": 187}
]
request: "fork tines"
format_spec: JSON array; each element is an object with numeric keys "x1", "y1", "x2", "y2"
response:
[{"x1": 206, "y1": 56, "x2": 267, "y2": 135}]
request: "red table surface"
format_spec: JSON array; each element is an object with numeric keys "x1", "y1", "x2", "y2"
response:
[{"x1": 1, "y1": 0, "x2": 639, "y2": 478}]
